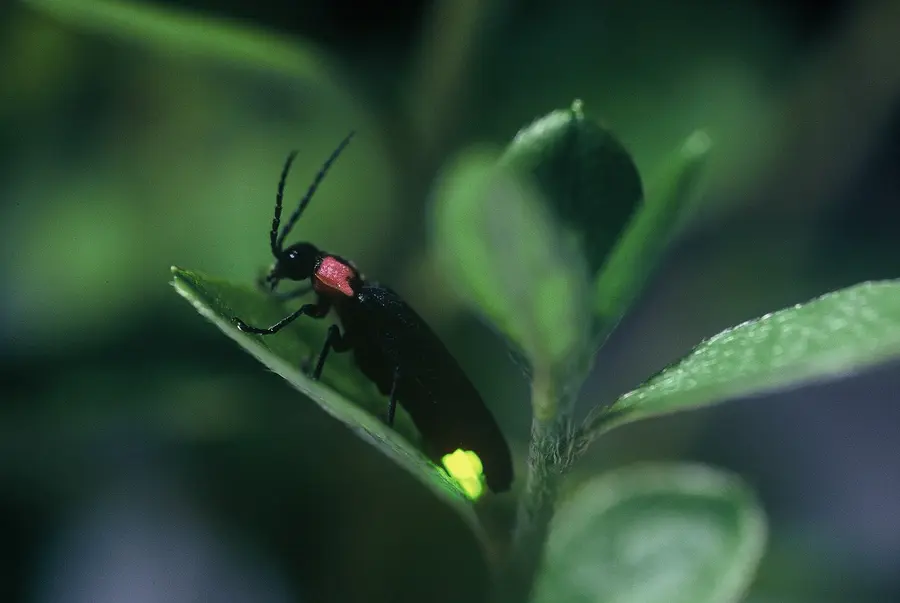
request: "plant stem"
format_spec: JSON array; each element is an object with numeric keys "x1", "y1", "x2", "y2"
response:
[{"x1": 494, "y1": 371, "x2": 571, "y2": 603}]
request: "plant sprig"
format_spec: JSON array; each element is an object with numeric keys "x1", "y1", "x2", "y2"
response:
[{"x1": 163, "y1": 101, "x2": 900, "y2": 603}]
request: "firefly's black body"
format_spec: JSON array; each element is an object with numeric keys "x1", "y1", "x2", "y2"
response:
[
  {"x1": 337, "y1": 283, "x2": 513, "y2": 491},
  {"x1": 232, "y1": 132, "x2": 514, "y2": 493}
]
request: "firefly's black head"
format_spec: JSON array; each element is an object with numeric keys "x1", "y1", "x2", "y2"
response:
[
  {"x1": 265, "y1": 242, "x2": 321, "y2": 289},
  {"x1": 264, "y1": 131, "x2": 356, "y2": 289}
]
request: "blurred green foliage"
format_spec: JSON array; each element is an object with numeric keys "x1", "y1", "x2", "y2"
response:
[{"x1": 431, "y1": 142, "x2": 593, "y2": 380}]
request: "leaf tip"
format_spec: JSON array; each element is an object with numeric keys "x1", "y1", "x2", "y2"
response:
[
  {"x1": 683, "y1": 129, "x2": 712, "y2": 159},
  {"x1": 569, "y1": 98, "x2": 585, "y2": 118}
]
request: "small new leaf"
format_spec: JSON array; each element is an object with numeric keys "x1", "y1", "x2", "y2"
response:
[
  {"x1": 170, "y1": 267, "x2": 485, "y2": 528},
  {"x1": 533, "y1": 464, "x2": 767, "y2": 603},
  {"x1": 585, "y1": 280, "x2": 900, "y2": 439},
  {"x1": 430, "y1": 148, "x2": 592, "y2": 375},
  {"x1": 499, "y1": 99, "x2": 644, "y2": 277}
]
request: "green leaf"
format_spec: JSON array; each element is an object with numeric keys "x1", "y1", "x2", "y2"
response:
[
  {"x1": 430, "y1": 147, "x2": 593, "y2": 377},
  {"x1": 499, "y1": 99, "x2": 644, "y2": 277},
  {"x1": 594, "y1": 130, "x2": 711, "y2": 331},
  {"x1": 534, "y1": 463, "x2": 766, "y2": 603},
  {"x1": 24, "y1": 0, "x2": 330, "y2": 81},
  {"x1": 589, "y1": 280, "x2": 900, "y2": 436},
  {"x1": 169, "y1": 267, "x2": 486, "y2": 528}
]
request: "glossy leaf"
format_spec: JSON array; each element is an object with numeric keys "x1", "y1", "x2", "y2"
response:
[
  {"x1": 589, "y1": 280, "x2": 900, "y2": 436},
  {"x1": 534, "y1": 463, "x2": 766, "y2": 603},
  {"x1": 170, "y1": 267, "x2": 485, "y2": 528}
]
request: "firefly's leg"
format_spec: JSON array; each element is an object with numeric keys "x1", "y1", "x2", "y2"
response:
[
  {"x1": 234, "y1": 299, "x2": 330, "y2": 335},
  {"x1": 310, "y1": 324, "x2": 352, "y2": 380},
  {"x1": 386, "y1": 366, "x2": 399, "y2": 426}
]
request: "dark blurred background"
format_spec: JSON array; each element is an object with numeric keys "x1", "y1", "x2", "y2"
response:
[{"x1": 2, "y1": 0, "x2": 900, "y2": 601}]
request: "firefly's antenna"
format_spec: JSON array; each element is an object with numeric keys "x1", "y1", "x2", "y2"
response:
[
  {"x1": 274, "y1": 130, "x2": 356, "y2": 253},
  {"x1": 270, "y1": 150, "x2": 299, "y2": 256}
]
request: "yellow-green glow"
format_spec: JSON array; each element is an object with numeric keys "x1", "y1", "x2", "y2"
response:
[{"x1": 441, "y1": 449, "x2": 485, "y2": 500}]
